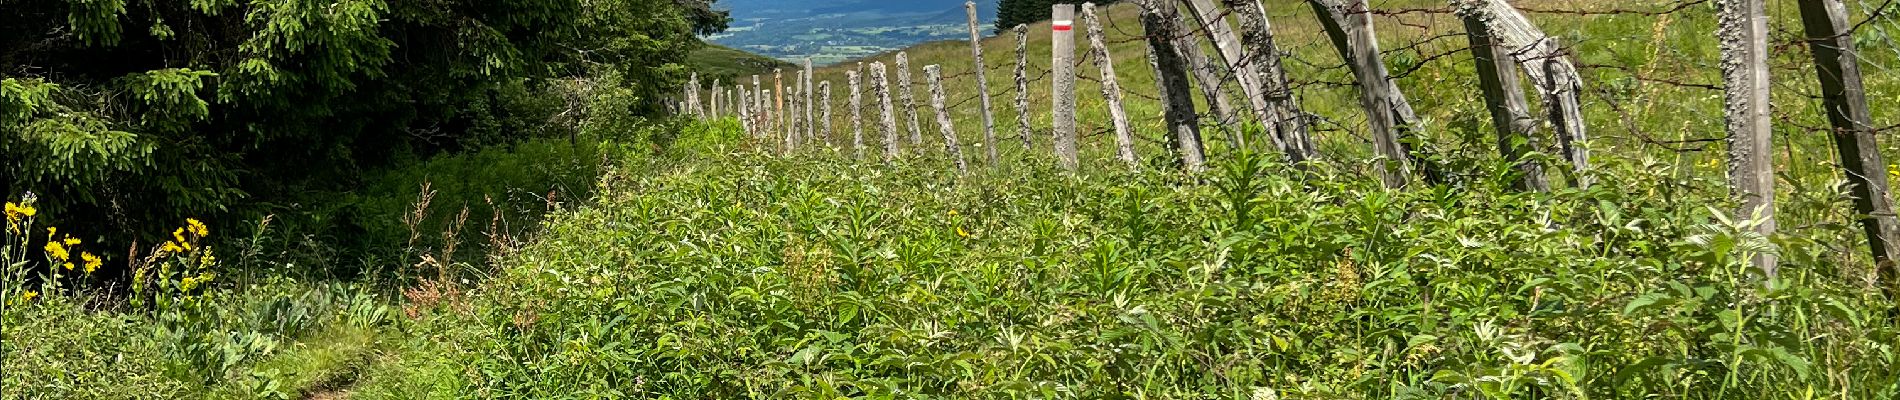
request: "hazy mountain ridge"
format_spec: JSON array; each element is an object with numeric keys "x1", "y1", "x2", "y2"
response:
[{"x1": 709, "y1": 0, "x2": 998, "y2": 65}]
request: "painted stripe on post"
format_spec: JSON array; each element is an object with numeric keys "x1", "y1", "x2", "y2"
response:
[{"x1": 1053, "y1": 20, "x2": 1074, "y2": 31}]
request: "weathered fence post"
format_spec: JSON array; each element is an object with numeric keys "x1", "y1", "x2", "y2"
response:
[
  {"x1": 687, "y1": 72, "x2": 702, "y2": 117},
  {"x1": 819, "y1": 80, "x2": 834, "y2": 146},
  {"x1": 1082, "y1": 3, "x2": 1138, "y2": 168},
  {"x1": 711, "y1": 79, "x2": 721, "y2": 118},
  {"x1": 1799, "y1": 0, "x2": 1900, "y2": 286},
  {"x1": 1185, "y1": 0, "x2": 1273, "y2": 128},
  {"x1": 738, "y1": 84, "x2": 753, "y2": 136},
  {"x1": 1227, "y1": 0, "x2": 1314, "y2": 162},
  {"x1": 1455, "y1": 0, "x2": 1589, "y2": 186},
  {"x1": 1168, "y1": 14, "x2": 1243, "y2": 148},
  {"x1": 753, "y1": 75, "x2": 764, "y2": 137},
  {"x1": 1051, "y1": 4, "x2": 1079, "y2": 170},
  {"x1": 967, "y1": 1, "x2": 1000, "y2": 166},
  {"x1": 804, "y1": 59, "x2": 816, "y2": 147},
  {"x1": 1457, "y1": 3, "x2": 1549, "y2": 192},
  {"x1": 1311, "y1": 0, "x2": 1415, "y2": 187},
  {"x1": 849, "y1": 70, "x2": 866, "y2": 157},
  {"x1": 774, "y1": 69, "x2": 786, "y2": 151},
  {"x1": 871, "y1": 62, "x2": 901, "y2": 161},
  {"x1": 927, "y1": 65, "x2": 969, "y2": 174},
  {"x1": 1717, "y1": 0, "x2": 1778, "y2": 277},
  {"x1": 788, "y1": 74, "x2": 802, "y2": 151},
  {"x1": 897, "y1": 52, "x2": 925, "y2": 147},
  {"x1": 1012, "y1": 24, "x2": 1035, "y2": 149},
  {"x1": 1139, "y1": 0, "x2": 1206, "y2": 172}
]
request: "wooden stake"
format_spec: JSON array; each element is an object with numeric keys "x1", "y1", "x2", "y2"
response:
[
  {"x1": 1716, "y1": 0, "x2": 1778, "y2": 277},
  {"x1": 897, "y1": 52, "x2": 925, "y2": 147},
  {"x1": 967, "y1": 1, "x2": 999, "y2": 166},
  {"x1": 804, "y1": 59, "x2": 816, "y2": 148},
  {"x1": 927, "y1": 65, "x2": 969, "y2": 174},
  {"x1": 1169, "y1": 11, "x2": 1243, "y2": 148},
  {"x1": 1227, "y1": 0, "x2": 1315, "y2": 162},
  {"x1": 738, "y1": 84, "x2": 752, "y2": 136},
  {"x1": 1455, "y1": 0, "x2": 1590, "y2": 186},
  {"x1": 1312, "y1": 0, "x2": 1415, "y2": 187},
  {"x1": 1139, "y1": 0, "x2": 1206, "y2": 172},
  {"x1": 820, "y1": 80, "x2": 834, "y2": 147},
  {"x1": 1051, "y1": 4, "x2": 1079, "y2": 170},
  {"x1": 1186, "y1": 0, "x2": 1274, "y2": 130},
  {"x1": 849, "y1": 70, "x2": 866, "y2": 157},
  {"x1": 1798, "y1": 0, "x2": 1900, "y2": 285},
  {"x1": 1459, "y1": 6, "x2": 1549, "y2": 192},
  {"x1": 1083, "y1": 3, "x2": 1137, "y2": 168},
  {"x1": 871, "y1": 62, "x2": 901, "y2": 162},
  {"x1": 1013, "y1": 24, "x2": 1035, "y2": 149}
]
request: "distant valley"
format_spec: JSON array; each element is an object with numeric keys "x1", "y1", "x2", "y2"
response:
[{"x1": 708, "y1": 0, "x2": 998, "y2": 65}]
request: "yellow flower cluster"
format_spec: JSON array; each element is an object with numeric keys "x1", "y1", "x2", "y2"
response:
[
  {"x1": 38, "y1": 226, "x2": 101, "y2": 274},
  {"x1": 4, "y1": 202, "x2": 34, "y2": 232},
  {"x1": 19, "y1": 290, "x2": 37, "y2": 303},
  {"x1": 161, "y1": 218, "x2": 210, "y2": 255}
]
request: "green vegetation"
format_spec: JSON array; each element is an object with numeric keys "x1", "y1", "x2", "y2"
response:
[
  {"x1": 7, "y1": 0, "x2": 1900, "y2": 398},
  {"x1": 691, "y1": 44, "x2": 801, "y2": 81}
]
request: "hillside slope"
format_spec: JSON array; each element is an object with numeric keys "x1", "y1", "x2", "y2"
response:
[{"x1": 690, "y1": 43, "x2": 798, "y2": 81}]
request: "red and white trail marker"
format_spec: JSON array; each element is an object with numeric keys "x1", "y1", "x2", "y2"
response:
[{"x1": 1053, "y1": 20, "x2": 1073, "y2": 31}]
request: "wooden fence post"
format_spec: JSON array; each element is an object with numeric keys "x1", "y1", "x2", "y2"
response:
[
  {"x1": 804, "y1": 59, "x2": 816, "y2": 147},
  {"x1": 1227, "y1": 0, "x2": 1314, "y2": 162},
  {"x1": 711, "y1": 79, "x2": 721, "y2": 118},
  {"x1": 753, "y1": 75, "x2": 764, "y2": 137},
  {"x1": 1455, "y1": 0, "x2": 1589, "y2": 186},
  {"x1": 1082, "y1": 3, "x2": 1138, "y2": 168},
  {"x1": 1458, "y1": 5, "x2": 1549, "y2": 192},
  {"x1": 687, "y1": 72, "x2": 701, "y2": 117},
  {"x1": 871, "y1": 62, "x2": 901, "y2": 161},
  {"x1": 789, "y1": 74, "x2": 802, "y2": 151},
  {"x1": 927, "y1": 65, "x2": 969, "y2": 174},
  {"x1": 1717, "y1": 0, "x2": 1778, "y2": 277},
  {"x1": 819, "y1": 80, "x2": 834, "y2": 146},
  {"x1": 738, "y1": 84, "x2": 752, "y2": 136},
  {"x1": 1013, "y1": 24, "x2": 1035, "y2": 149},
  {"x1": 1168, "y1": 13, "x2": 1243, "y2": 148},
  {"x1": 1184, "y1": 0, "x2": 1274, "y2": 129},
  {"x1": 1798, "y1": 0, "x2": 1900, "y2": 285},
  {"x1": 849, "y1": 70, "x2": 866, "y2": 157},
  {"x1": 774, "y1": 69, "x2": 786, "y2": 151},
  {"x1": 1139, "y1": 0, "x2": 1206, "y2": 172},
  {"x1": 897, "y1": 52, "x2": 925, "y2": 147},
  {"x1": 1051, "y1": 4, "x2": 1079, "y2": 170},
  {"x1": 967, "y1": 1, "x2": 1000, "y2": 166},
  {"x1": 1311, "y1": 0, "x2": 1415, "y2": 187}
]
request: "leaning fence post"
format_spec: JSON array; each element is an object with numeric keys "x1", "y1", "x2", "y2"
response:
[
  {"x1": 1797, "y1": 0, "x2": 1900, "y2": 286},
  {"x1": 1457, "y1": 3, "x2": 1549, "y2": 192},
  {"x1": 871, "y1": 62, "x2": 901, "y2": 162},
  {"x1": 927, "y1": 65, "x2": 969, "y2": 174},
  {"x1": 1082, "y1": 3, "x2": 1137, "y2": 168},
  {"x1": 1012, "y1": 24, "x2": 1034, "y2": 150},
  {"x1": 1311, "y1": 0, "x2": 1415, "y2": 187},
  {"x1": 1169, "y1": 14, "x2": 1243, "y2": 148},
  {"x1": 1051, "y1": 4, "x2": 1079, "y2": 170},
  {"x1": 897, "y1": 52, "x2": 925, "y2": 147},
  {"x1": 804, "y1": 59, "x2": 816, "y2": 148},
  {"x1": 1139, "y1": 0, "x2": 1207, "y2": 172},
  {"x1": 966, "y1": 1, "x2": 1000, "y2": 166}
]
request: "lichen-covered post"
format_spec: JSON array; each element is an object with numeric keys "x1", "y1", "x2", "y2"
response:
[
  {"x1": 710, "y1": 79, "x2": 721, "y2": 118},
  {"x1": 966, "y1": 1, "x2": 999, "y2": 166},
  {"x1": 686, "y1": 72, "x2": 702, "y2": 117},
  {"x1": 848, "y1": 71, "x2": 866, "y2": 157},
  {"x1": 752, "y1": 75, "x2": 764, "y2": 136},
  {"x1": 1225, "y1": 0, "x2": 1312, "y2": 161},
  {"x1": 1138, "y1": 0, "x2": 1205, "y2": 172},
  {"x1": 1168, "y1": 13, "x2": 1242, "y2": 148},
  {"x1": 1311, "y1": 0, "x2": 1413, "y2": 187},
  {"x1": 1051, "y1": 4, "x2": 1078, "y2": 170},
  {"x1": 737, "y1": 84, "x2": 752, "y2": 137},
  {"x1": 1012, "y1": 24, "x2": 1034, "y2": 150},
  {"x1": 819, "y1": 80, "x2": 834, "y2": 146},
  {"x1": 926, "y1": 65, "x2": 968, "y2": 174},
  {"x1": 1082, "y1": 3, "x2": 1136, "y2": 168},
  {"x1": 803, "y1": 59, "x2": 815, "y2": 147},
  {"x1": 774, "y1": 69, "x2": 787, "y2": 150},
  {"x1": 1716, "y1": 0, "x2": 1778, "y2": 277},
  {"x1": 1457, "y1": 3, "x2": 1549, "y2": 192},
  {"x1": 871, "y1": 62, "x2": 901, "y2": 162},
  {"x1": 896, "y1": 52, "x2": 925, "y2": 147}
]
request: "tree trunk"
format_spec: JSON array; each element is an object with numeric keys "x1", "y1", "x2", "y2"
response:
[
  {"x1": 1083, "y1": 3, "x2": 1139, "y2": 168},
  {"x1": 1716, "y1": 0, "x2": 1778, "y2": 278},
  {"x1": 1052, "y1": 4, "x2": 1080, "y2": 170},
  {"x1": 1459, "y1": 7, "x2": 1549, "y2": 192},
  {"x1": 968, "y1": 1, "x2": 1001, "y2": 166},
  {"x1": 1014, "y1": 24, "x2": 1035, "y2": 149},
  {"x1": 1139, "y1": 0, "x2": 1206, "y2": 172},
  {"x1": 871, "y1": 62, "x2": 902, "y2": 162},
  {"x1": 1311, "y1": 0, "x2": 1416, "y2": 187},
  {"x1": 927, "y1": 65, "x2": 970, "y2": 174}
]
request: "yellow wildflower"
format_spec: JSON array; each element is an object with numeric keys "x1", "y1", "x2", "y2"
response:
[
  {"x1": 47, "y1": 227, "x2": 57, "y2": 239},
  {"x1": 63, "y1": 262, "x2": 74, "y2": 271},
  {"x1": 947, "y1": 209, "x2": 959, "y2": 217},
  {"x1": 173, "y1": 228, "x2": 186, "y2": 243},
  {"x1": 956, "y1": 226, "x2": 971, "y2": 238},
  {"x1": 180, "y1": 277, "x2": 197, "y2": 291},
  {"x1": 63, "y1": 236, "x2": 80, "y2": 246},
  {"x1": 186, "y1": 218, "x2": 209, "y2": 237},
  {"x1": 20, "y1": 291, "x2": 37, "y2": 303},
  {"x1": 161, "y1": 241, "x2": 183, "y2": 254},
  {"x1": 82, "y1": 252, "x2": 102, "y2": 274},
  {"x1": 44, "y1": 241, "x2": 69, "y2": 261},
  {"x1": 17, "y1": 205, "x2": 29, "y2": 218}
]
